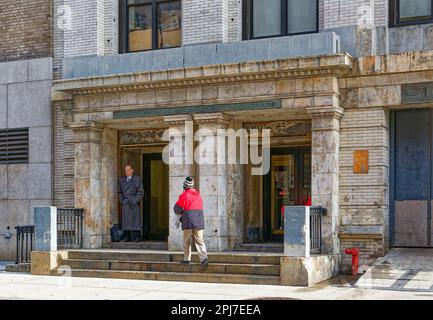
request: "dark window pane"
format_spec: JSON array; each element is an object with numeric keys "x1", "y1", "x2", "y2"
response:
[
  {"x1": 252, "y1": 0, "x2": 281, "y2": 38},
  {"x1": 400, "y1": 0, "x2": 432, "y2": 22},
  {"x1": 158, "y1": 1, "x2": 182, "y2": 48},
  {"x1": 128, "y1": 4, "x2": 152, "y2": 51},
  {"x1": 287, "y1": 0, "x2": 317, "y2": 34}
]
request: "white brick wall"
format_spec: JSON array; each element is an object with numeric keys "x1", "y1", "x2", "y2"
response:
[
  {"x1": 54, "y1": 0, "x2": 390, "y2": 61},
  {"x1": 324, "y1": 0, "x2": 378, "y2": 29},
  {"x1": 182, "y1": 0, "x2": 229, "y2": 45}
]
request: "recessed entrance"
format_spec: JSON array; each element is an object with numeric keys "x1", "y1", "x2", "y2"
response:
[
  {"x1": 142, "y1": 153, "x2": 169, "y2": 241},
  {"x1": 120, "y1": 146, "x2": 169, "y2": 243},
  {"x1": 263, "y1": 147, "x2": 312, "y2": 242}
]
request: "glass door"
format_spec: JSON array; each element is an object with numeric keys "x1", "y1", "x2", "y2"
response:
[{"x1": 263, "y1": 148, "x2": 311, "y2": 241}]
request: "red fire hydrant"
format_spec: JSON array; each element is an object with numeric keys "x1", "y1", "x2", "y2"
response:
[{"x1": 345, "y1": 248, "x2": 360, "y2": 276}]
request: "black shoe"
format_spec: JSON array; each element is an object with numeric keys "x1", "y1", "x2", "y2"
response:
[
  {"x1": 133, "y1": 238, "x2": 141, "y2": 242},
  {"x1": 181, "y1": 260, "x2": 191, "y2": 264},
  {"x1": 120, "y1": 238, "x2": 131, "y2": 242},
  {"x1": 201, "y1": 259, "x2": 208, "y2": 266}
]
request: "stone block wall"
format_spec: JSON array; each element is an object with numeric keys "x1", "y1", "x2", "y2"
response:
[
  {"x1": 0, "y1": 58, "x2": 53, "y2": 260},
  {"x1": 0, "y1": 0, "x2": 53, "y2": 62}
]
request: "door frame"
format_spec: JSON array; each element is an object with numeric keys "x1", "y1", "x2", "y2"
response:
[
  {"x1": 262, "y1": 147, "x2": 311, "y2": 242},
  {"x1": 142, "y1": 152, "x2": 168, "y2": 241}
]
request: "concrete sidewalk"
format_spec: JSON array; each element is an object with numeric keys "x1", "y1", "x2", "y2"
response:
[{"x1": 1, "y1": 264, "x2": 433, "y2": 300}]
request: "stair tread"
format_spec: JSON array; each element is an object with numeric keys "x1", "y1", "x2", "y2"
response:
[
  {"x1": 61, "y1": 268, "x2": 278, "y2": 276},
  {"x1": 63, "y1": 258, "x2": 279, "y2": 267}
]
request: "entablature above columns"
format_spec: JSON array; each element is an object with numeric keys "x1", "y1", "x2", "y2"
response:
[{"x1": 52, "y1": 54, "x2": 353, "y2": 97}]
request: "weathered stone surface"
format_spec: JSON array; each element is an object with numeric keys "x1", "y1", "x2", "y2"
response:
[
  {"x1": 0, "y1": 166, "x2": 6, "y2": 200},
  {"x1": 280, "y1": 254, "x2": 340, "y2": 287},
  {"x1": 7, "y1": 80, "x2": 52, "y2": 128},
  {"x1": 0, "y1": 85, "x2": 6, "y2": 128},
  {"x1": 31, "y1": 251, "x2": 67, "y2": 276},
  {"x1": 34, "y1": 207, "x2": 57, "y2": 252}
]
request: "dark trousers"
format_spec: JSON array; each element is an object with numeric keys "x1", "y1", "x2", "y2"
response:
[{"x1": 123, "y1": 230, "x2": 141, "y2": 241}]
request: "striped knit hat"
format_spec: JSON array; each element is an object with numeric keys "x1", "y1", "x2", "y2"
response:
[{"x1": 183, "y1": 176, "x2": 195, "y2": 189}]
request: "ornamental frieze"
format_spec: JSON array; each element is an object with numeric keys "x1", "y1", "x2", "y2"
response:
[
  {"x1": 244, "y1": 120, "x2": 311, "y2": 137},
  {"x1": 119, "y1": 129, "x2": 165, "y2": 145}
]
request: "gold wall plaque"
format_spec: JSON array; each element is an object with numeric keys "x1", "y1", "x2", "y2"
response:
[{"x1": 353, "y1": 150, "x2": 369, "y2": 174}]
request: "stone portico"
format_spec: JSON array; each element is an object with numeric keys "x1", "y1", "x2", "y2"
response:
[{"x1": 53, "y1": 54, "x2": 352, "y2": 255}]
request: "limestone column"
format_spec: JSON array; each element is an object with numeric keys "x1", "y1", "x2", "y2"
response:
[
  {"x1": 163, "y1": 115, "x2": 195, "y2": 251},
  {"x1": 70, "y1": 121, "x2": 104, "y2": 249},
  {"x1": 194, "y1": 113, "x2": 232, "y2": 251},
  {"x1": 307, "y1": 106, "x2": 344, "y2": 255},
  {"x1": 101, "y1": 127, "x2": 118, "y2": 246}
]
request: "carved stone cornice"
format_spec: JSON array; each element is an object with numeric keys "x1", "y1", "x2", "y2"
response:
[
  {"x1": 306, "y1": 106, "x2": 344, "y2": 119},
  {"x1": 53, "y1": 54, "x2": 353, "y2": 97}
]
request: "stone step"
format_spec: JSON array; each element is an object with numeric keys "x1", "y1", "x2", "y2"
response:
[
  {"x1": 51, "y1": 268, "x2": 281, "y2": 286},
  {"x1": 63, "y1": 259, "x2": 280, "y2": 276},
  {"x1": 67, "y1": 250, "x2": 282, "y2": 265},
  {"x1": 234, "y1": 243, "x2": 284, "y2": 253},
  {"x1": 107, "y1": 241, "x2": 168, "y2": 251}
]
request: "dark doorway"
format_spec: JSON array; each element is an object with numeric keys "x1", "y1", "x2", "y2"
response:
[
  {"x1": 391, "y1": 109, "x2": 433, "y2": 247},
  {"x1": 263, "y1": 147, "x2": 311, "y2": 242},
  {"x1": 142, "y1": 153, "x2": 169, "y2": 241}
]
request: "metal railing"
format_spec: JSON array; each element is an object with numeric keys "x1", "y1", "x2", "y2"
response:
[
  {"x1": 57, "y1": 208, "x2": 84, "y2": 249},
  {"x1": 15, "y1": 225, "x2": 34, "y2": 264},
  {"x1": 310, "y1": 206, "x2": 326, "y2": 254}
]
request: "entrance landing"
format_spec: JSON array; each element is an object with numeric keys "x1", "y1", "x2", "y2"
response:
[
  {"x1": 356, "y1": 248, "x2": 433, "y2": 292},
  {"x1": 107, "y1": 241, "x2": 168, "y2": 251}
]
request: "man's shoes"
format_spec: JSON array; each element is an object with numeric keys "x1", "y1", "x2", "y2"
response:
[
  {"x1": 201, "y1": 259, "x2": 208, "y2": 266},
  {"x1": 133, "y1": 238, "x2": 141, "y2": 242},
  {"x1": 181, "y1": 260, "x2": 191, "y2": 265},
  {"x1": 120, "y1": 238, "x2": 130, "y2": 242}
]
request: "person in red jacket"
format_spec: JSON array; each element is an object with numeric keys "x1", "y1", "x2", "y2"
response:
[{"x1": 174, "y1": 177, "x2": 208, "y2": 266}]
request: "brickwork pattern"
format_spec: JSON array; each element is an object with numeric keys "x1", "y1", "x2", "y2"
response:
[{"x1": 0, "y1": 0, "x2": 52, "y2": 62}]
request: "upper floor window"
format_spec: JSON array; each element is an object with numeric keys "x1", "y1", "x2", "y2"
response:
[
  {"x1": 243, "y1": 0, "x2": 318, "y2": 40},
  {"x1": 390, "y1": 0, "x2": 433, "y2": 27},
  {"x1": 120, "y1": 0, "x2": 181, "y2": 53}
]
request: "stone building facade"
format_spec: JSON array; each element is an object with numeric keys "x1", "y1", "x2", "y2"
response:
[
  {"x1": 0, "y1": 1, "x2": 53, "y2": 259},
  {"x1": 1, "y1": 0, "x2": 428, "y2": 274}
]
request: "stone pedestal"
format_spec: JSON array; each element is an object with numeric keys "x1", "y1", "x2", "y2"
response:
[
  {"x1": 284, "y1": 206, "x2": 310, "y2": 258},
  {"x1": 34, "y1": 206, "x2": 57, "y2": 252},
  {"x1": 280, "y1": 254, "x2": 340, "y2": 287},
  {"x1": 307, "y1": 106, "x2": 344, "y2": 254},
  {"x1": 164, "y1": 115, "x2": 195, "y2": 251},
  {"x1": 194, "y1": 113, "x2": 232, "y2": 251}
]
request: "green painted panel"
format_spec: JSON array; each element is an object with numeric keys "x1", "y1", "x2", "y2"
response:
[
  {"x1": 113, "y1": 100, "x2": 282, "y2": 119},
  {"x1": 402, "y1": 82, "x2": 433, "y2": 104}
]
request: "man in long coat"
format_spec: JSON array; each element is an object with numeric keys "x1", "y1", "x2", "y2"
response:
[{"x1": 118, "y1": 164, "x2": 145, "y2": 242}]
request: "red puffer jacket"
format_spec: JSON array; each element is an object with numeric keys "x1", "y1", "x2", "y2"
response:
[{"x1": 174, "y1": 188, "x2": 204, "y2": 231}]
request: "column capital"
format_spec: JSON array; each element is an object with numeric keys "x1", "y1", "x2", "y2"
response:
[
  {"x1": 306, "y1": 106, "x2": 344, "y2": 120},
  {"x1": 70, "y1": 121, "x2": 104, "y2": 143},
  {"x1": 163, "y1": 115, "x2": 193, "y2": 126},
  {"x1": 69, "y1": 121, "x2": 104, "y2": 132},
  {"x1": 193, "y1": 113, "x2": 231, "y2": 127}
]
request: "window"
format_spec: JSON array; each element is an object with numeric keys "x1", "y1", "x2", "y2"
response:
[
  {"x1": 389, "y1": 0, "x2": 433, "y2": 27},
  {"x1": 0, "y1": 128, "x2": 29, "y2": 164},
  {"x1": 120, "y1": 0, "x2": 181, "y2": 53},
  {"x1": 243, "y1": 0, "x2": 318, "y2": 40}
]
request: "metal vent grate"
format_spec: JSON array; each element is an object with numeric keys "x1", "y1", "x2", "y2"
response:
[{"x1": 0, "y1": 128, "x2": 29, "y2": 164}]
